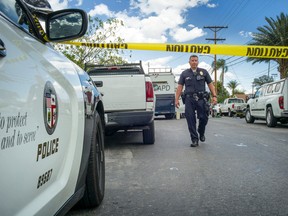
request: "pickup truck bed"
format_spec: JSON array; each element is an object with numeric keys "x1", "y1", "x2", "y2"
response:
[{"x1": 85, "y1": 62, "x2": 155, "y2": 144}]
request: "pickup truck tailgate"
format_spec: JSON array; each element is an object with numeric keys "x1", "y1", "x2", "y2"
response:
[{"x1": 91, "y1": 74, "x2": 146, "y2": 111}]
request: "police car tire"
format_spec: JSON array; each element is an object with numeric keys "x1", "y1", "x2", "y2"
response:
[
  {"x1": 80, "y1": 111, "x2": 105, "y2": 208},
  {"x1": 143, "y1": 121, "x2": 155, "y2": 144}
]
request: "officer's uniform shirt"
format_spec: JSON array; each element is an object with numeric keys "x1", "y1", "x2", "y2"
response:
[{"x1": 178, "y1": 67, "x2": 212, "y2": 94}]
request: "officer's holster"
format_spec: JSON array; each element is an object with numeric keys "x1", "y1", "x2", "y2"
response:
[{"x1": 181, "y1": 92, "x2": 186, "y2": 104}]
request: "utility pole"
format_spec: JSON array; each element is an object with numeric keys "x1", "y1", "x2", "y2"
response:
[{"x1": 204, "y1": 26, "x2": 228, "y2": 95}]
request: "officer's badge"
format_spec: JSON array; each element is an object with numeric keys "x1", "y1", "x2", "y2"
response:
[{"x1": 200, "y1": 71, "x2": 203, "y2": 76}]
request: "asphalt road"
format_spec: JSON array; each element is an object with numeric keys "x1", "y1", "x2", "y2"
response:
[{"x1": 68, "y1": 116, "x2": 288, "y2": 216}]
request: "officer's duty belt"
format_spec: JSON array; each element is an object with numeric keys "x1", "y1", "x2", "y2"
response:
[{"x1": 185, "y1": 91, "x2": 209, "y2": 100}]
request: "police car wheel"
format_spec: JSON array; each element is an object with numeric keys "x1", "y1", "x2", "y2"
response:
[
  {"x1": 80, "y1": 111, "x2": 105, "y2": 208},
  {"x1": 143, "y1": 121, "x2": 155, "y2": 144}
]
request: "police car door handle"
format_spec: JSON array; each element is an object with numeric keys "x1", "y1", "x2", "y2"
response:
[{"x1": 0, "y1": 39, "x2": 6, "y2": 57}]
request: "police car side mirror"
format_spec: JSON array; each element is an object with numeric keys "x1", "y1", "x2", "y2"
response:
[{"x1": 46, "y1": 9, "x2": 88, "y2": 42}]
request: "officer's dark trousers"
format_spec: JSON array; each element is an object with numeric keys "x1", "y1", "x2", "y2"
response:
[{"x1": 185, "y1": 97, "x2": 208, "y2": 142}]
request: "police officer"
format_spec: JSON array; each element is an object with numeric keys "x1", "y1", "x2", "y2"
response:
[{"x1": 175, "y1": 55, "x2": 217, "y2": 147}]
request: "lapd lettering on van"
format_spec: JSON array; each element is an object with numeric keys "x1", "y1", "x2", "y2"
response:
[
  {"x1": 36, "y1": 138, "x2": 59, "y2": 161},
  {"x1": 153, "y1": 84, "x2": 171, "y2": 92}
]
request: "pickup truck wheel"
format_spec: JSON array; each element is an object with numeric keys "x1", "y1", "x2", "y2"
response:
[
  {"x1": 211, "y1": 110, "x2": 215, "y2": 117},
  {"x1": 266, "y1": 107, "x2": 277, "y2": 127},
  {"x1": 219, "y1": 109, "x2": 223, "y2": 116},
  {"x1": 228, "y1": 109, "x2": 233, "y2": 117},
  {"x1": 79, "y1": 111, "x2": 105, "y2": 208},
  {"x1": 143, "y1": 121, "x2": 155, "y2": 144},
  {"x1": 245, "y1": 109, "x2": 255, "y2": 123}
]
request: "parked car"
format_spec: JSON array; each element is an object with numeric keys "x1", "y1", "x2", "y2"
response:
[
  {"x1": 0, "y1": 0, "x2": 105, "y2": 215},
  {"x1": 211, "y1": 103, "x2": 222, "y2": 117}
]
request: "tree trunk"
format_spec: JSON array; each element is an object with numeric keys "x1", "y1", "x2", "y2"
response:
[{"x1": 279, "y1": 59, "x2": 288, "y2": 79}]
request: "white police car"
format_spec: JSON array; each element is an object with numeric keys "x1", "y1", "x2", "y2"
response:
[{"x1": 0, "y1": 0, "x2": 105, "y2": 215}]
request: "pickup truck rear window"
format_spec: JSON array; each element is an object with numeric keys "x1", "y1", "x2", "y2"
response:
[
  {"x1": 274, "y1": 82, "x2": 282, "y2": 92},
  {"x1": 228, "y1": 99, "x2": 244, "y2": 103}
]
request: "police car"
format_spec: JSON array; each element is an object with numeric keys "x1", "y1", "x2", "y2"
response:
[{"x1": 0, "y1": 0, "x2": 105, "y2": 215}]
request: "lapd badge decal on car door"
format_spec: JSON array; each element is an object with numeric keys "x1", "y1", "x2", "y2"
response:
[{"x1": 43, "y1": 81, "x2": 58, "y2": 135}]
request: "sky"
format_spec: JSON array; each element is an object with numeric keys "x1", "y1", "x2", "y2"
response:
[{"x1": 49, "y1": 0, "x2": 287, "y2": 94}]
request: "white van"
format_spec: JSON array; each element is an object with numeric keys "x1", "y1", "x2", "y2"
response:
[{"x1": 148, "y1": 68, "x2": 176, "y2": 119}]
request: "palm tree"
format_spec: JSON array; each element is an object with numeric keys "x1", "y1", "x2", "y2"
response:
[
  {"x1": 253, "y1": 75, "x2": 274, "y2": 88},
  {"x1": 247, "y1": 12, "x2": 288, "y2": 79},
  {"x1": 227, "y1": 80, "x2": 239, "y2": 97},
  {"x1": 216, "y1": 81, "x2": 230, "y2": 102},
  {"x1": 211, "y1": 59, "x2": 228, "y2": 86}
]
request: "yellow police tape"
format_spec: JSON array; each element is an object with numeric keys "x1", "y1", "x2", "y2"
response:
[{"x1": 63, "y1": 41, "x2": 288, "y2": 59}]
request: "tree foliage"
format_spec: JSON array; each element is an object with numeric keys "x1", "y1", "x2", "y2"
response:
[
  {"x1": 227, "y1": 80, "x2": 240, "y2": 97},
  {"x1": 234, "y1": 89, "x2": 245, "y2": 94},
  {"x1": 53, "y1": 16, "x2": 128, "y2": 69},
  {"x1": 247, "y1": 12, "x2": 288, "y2": 79},
  {"x1": 216, "y1": 81, "x2": 230, "y2": 103},
  {"x1": 212, "y1": 59, "x2": 228, "y2": 87},
  {"x1": 253, "y1": 75, "x2": 274, "y2": 88}
]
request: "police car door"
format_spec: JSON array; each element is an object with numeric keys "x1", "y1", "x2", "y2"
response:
[{"x1": 0, "y1": 1, "x2": 85, "y2": 215}]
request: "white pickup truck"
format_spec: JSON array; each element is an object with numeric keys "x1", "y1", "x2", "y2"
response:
[
  {"x1": 245, "y1": 78, "x2": 288, "y2": 127},
  {"x1": 220, "y1": 98, "x2": 247, "y2": 117},
  {"x1": 85, "y1": 62, "x2": 155, "y2": 144}
]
